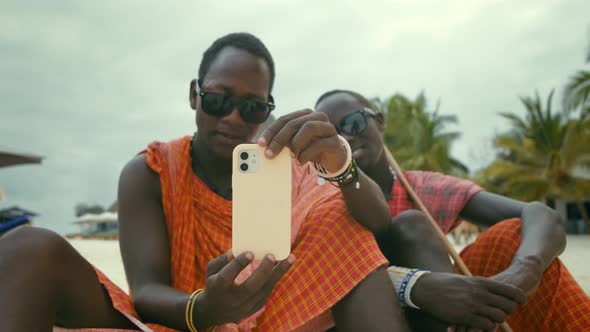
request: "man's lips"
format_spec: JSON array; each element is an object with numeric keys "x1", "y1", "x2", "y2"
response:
[
  {"x1": 215, "y1": 131, "x2": 246, "y2": 140},
  {"x1": 210, "y1": 130, "x2": 250, "y2": 146}
]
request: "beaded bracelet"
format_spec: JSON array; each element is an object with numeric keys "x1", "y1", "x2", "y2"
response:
[
  {"x1": 309, "y1": 135, "x2": 360, "y2": 189},
  {"x1": 325, "y1": 159, "x2": 360, "y2": 189},
  {"x1": 387, "y1": 266, "x2": 430, "y2": 309}
]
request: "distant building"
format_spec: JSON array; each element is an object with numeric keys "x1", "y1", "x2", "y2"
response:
[
  {"x1": 549, "y1": 197, "x2": 590, "y2": 234},
  {"x1": 66, "y1": 211, "x2": 118, "y2": 240},
  {"x1": 548, "y1": 165, "x2": 590, "y2": 234}
]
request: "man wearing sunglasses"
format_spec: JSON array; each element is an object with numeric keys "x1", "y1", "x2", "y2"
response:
[
  {"x1": 314, "y1": 89, "x2": 590, "y2": 331},
  {"x1": 0, "y1": 34, "x2": 410, "y2": 331}
]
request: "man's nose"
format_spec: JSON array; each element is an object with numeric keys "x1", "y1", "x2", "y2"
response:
[{"x1": 222, "y1": 105, "x2": 245, "y2": 125}]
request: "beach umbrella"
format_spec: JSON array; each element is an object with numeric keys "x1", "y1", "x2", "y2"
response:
[{"x1": 0, "y1": 148, "x2": 43, "y2": 168}]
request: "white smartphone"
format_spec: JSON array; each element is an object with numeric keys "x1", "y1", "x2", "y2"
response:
[{"x1": 232, "y1": 144, "x2": 291, "y2": 261}]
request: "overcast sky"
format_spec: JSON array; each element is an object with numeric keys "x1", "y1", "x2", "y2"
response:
[{"x1": 1, "y1": 0, "x2": 589, "y2": 234}]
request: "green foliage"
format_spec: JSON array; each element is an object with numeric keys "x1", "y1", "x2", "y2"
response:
[{"x1": 374, "y1": 92, "x2": 468, "y2": 176}]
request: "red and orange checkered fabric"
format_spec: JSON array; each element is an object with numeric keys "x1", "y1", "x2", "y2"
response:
[
  {"x1": 389, "y1": 172, "x2": 590, "y2": 331},
  {"x1": 58, "y1": 136, "x2": 387, "y2": 332},
  {"x1": 389, "y1": 170, "x2": 482, "y2": 232},
  {"x1": 461, "y1": 219, "x2": 590, "y2": 331}
]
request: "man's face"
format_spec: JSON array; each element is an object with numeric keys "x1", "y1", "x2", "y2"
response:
[
  {"x1": 316, "y1": 93, "x2": 385, "y2": 172},
  {"x1": 190, "y1": 46, "x2": 272, "y2": 160}
]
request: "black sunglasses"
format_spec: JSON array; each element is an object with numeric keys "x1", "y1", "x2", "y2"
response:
[
  {"x1": 336, "y1": 108, "x2": 378, "y2": 136},
  {"x1": 196, "y1": 79, "x2": 275, "y2": 124}
]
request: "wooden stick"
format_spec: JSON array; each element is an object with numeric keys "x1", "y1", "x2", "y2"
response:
[{"x1": 384, "y1": 148, "x2": 513, "y2": 332}]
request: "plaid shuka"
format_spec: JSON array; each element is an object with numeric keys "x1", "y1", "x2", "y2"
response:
[
  {"x1": 461, "y1": 219, "x2": 590, "y2": 331},
  {"x1": 56, "y1": 136, "x2": 387, "y2": 332},
  {"x1": 389, "y1": 171, "x2": 590, "y2": 331},
  {"x1": 389, "y1": 170, "x2": 482, "y2": 232}
]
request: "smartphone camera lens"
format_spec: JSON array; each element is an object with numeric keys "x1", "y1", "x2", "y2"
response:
[
  {"x1": 240, "y1": 163, "x2": 249, "y2": 171},
  {"x1": 240, "y1": 152, "x2": 249, "y2": 160}
]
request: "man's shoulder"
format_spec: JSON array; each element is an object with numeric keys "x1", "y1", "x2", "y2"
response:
[
  {"x1": 120, "y1": 154, "x2": 160, "y2": 190},
  {"x1": 144, "y1": 135, "x2": 191, "y2": 154},
  {"x1": 132, "y1": 135, "x2": 191, "y2": 170}
]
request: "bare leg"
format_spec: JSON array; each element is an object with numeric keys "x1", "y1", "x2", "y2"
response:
[
  {"x1": 0, "y1": 227, "x2": 135, "y2": 331},
  {"x1": 376, "y1": 210, "x2": 454, "y2": 332},
  {"x1": 333, "y1": 266, "x2": 410, "y2": 332}
]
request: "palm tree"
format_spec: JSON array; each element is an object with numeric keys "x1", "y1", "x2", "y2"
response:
[
  {"x1": 480, "y1": 90, "x2": 590, "y2": 227},
  {"x1": 374, "y1": 92, "x2": 468, "y2": 176},
  {"x1": 563, "y1": 71, "x2": 590, "y2": 114},
  {"x1": 74, "y1": 203, "x2": 105, "y2": 217},
  {"x1": 563, "y1": 30, "x2": 590, "y2": 114}
]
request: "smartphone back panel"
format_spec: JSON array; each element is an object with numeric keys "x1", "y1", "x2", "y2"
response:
[{"x1": 232, "y1": 144, "x2": 291, "y2": 260}]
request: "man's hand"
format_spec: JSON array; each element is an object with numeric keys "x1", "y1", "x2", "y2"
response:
[
  {"x1": 195, "y1": 251, "x2": 295, "y2": 327},
  {"x1": 411, "y1": 272, "x2": 526, "y2": 331},
  {"x1": 257, "y1": 109, "x2": 346, "y2": 173},
  {"x1": 489, "y1": 258, "x2": 543, "y2": 296}
]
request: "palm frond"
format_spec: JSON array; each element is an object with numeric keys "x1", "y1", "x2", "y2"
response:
[
  {"x1": 499, "y1": 112, "x2": 528, "y2": 134},
  {"x1": 561, "y1": 121, "x2": 590, "y2": 168},
  {"x1": 414, "y1": 91, "x2": 427, "y2": 112},
  {"x1": 563, "y1": 71, "x2": 590, "y2": 112},
  {"x1": 382, "y1": 91, "x2": 463, "y2": 174},
  {"x1": 480, "y1": 90, "x2": 590, "y2": 203}
]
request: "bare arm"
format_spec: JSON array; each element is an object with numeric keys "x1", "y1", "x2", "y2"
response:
[
  {"x1": 118, "y1": 155, "x2": 294, "y2": 329},
  {"x1": 460, "y1": 191, "x2": 566, "y2": 275},
  {"x1": 118, "y1": 155, "x2": 193, "y2": 329},
  {"x1": 339, "y1": 168, "x2": 392, "y2": 233}
]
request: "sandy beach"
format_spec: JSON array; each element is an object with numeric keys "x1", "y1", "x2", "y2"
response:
[{"x1": 69, "y1": 235, "x2": 590, "y2": 294}]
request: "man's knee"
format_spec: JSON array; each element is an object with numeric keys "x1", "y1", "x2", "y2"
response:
[
  {"x1": 1, "y1": 226, "x2": 71, "y2": 266},
  {"x1": 389, "y1": 210, "x2": 436, "y2": 244}
]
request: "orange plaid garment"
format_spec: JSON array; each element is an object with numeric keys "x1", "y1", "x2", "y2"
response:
[
  {"x1": 389, "y1": 172, "x2": 590, "y2": 331},
  {"x1": 389, "y1": 170, "x2": 483, "y2": 233},
  {"x1": 461, "y1": 219, "x2": 590, "y2": 332},
  {"x1": 57, "y1": 136, "x2": 387, "y2": 332}
]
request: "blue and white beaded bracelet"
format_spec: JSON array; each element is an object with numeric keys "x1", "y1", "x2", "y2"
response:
[{"x1": 387, "y1": 266, "x2": 430, "y2": 309}]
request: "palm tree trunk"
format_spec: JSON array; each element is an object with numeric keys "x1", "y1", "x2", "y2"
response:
[{"x1": 575, "y1": 201, "x2": 590, "y2": 234}]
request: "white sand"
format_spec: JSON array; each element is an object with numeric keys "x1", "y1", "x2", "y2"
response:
[
  {"x1": 69, "y1": 235, "x2": 590, "y2": 294},
  {"x1": 69, "y1": 239, "x2": 128, "y2": 290},
  {"x1": 554, "y1": 235, "x2": 590, "y2": 294}
]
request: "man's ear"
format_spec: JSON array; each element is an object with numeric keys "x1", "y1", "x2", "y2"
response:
[
  {"x1": 375, "y1": 112, "x2": 385, "y2": 132},
  {"x1": 189, "y1": 79, "x2": 197, "y2": 110}
]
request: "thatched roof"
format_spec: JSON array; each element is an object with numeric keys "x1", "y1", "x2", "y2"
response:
[{"x1": 73, "y1": 211, "x2": 118, "y2": 225}]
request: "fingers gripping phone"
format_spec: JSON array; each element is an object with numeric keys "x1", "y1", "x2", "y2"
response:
[{"x1": 232, "y1": 144, "x2": 291, "y2": 261}]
